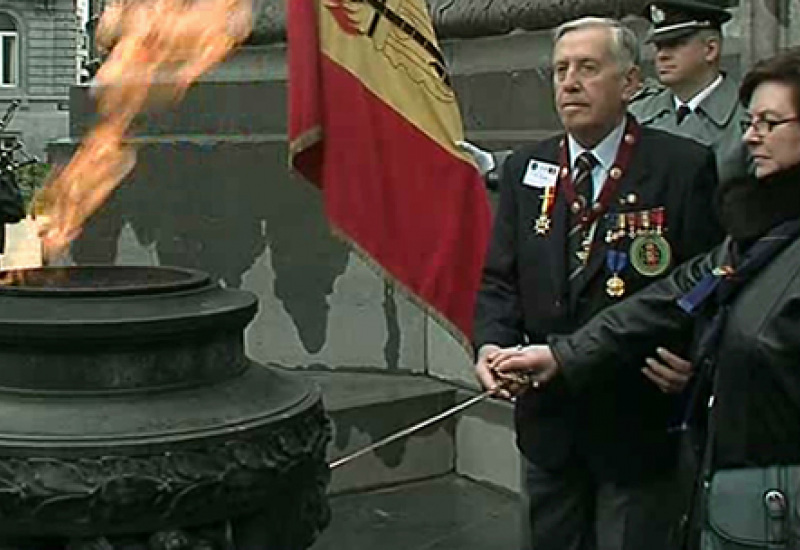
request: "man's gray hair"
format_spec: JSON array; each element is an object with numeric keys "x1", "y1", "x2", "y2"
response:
[{"x1": 554, "y1": 17, "x2": 641, "y2": 71}]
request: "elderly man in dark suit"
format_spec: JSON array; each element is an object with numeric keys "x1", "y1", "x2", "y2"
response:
[{"x1": 473, "y1": 16, "x2": 724, "y2": 550}]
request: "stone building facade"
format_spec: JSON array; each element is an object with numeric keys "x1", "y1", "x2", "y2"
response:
[{"x1": 0, "y1": 0, "x2": 77, "y2": 157}]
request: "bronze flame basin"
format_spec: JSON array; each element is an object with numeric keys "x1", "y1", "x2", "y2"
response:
[{"x1": 0, "y1": 265, "x2": 330, "y2": 547}]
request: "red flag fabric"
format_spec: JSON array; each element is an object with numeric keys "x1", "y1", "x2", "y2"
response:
[{"x1": 287, "y1": 0, "x2": 493, "y2": 346}]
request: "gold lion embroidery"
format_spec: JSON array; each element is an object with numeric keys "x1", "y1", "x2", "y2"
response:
[{"x1": 325, "y1": 0, "x2": 454, "y2": 102}]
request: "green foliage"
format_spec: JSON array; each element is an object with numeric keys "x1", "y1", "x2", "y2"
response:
[{"x1": 15, "y1": 162, "x2": 50, "y2": 210}]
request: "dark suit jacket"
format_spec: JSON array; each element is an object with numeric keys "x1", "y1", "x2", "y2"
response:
[{"x1": 474, "y1": 124, "x2": 724, "y2": 484}]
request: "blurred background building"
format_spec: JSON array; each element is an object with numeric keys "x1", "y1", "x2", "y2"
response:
[{"x1": 0, "y1": 0, "x2": 80, "y2": 158}]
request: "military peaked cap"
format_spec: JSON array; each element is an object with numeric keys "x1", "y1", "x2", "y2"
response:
[{"x1": 644, "y1": 0, "x2": 733, "y2": 44}]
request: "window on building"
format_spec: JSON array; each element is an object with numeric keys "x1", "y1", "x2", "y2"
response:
[{"x1": 0, "y1": 14, "x2": 18, "y2": 87}]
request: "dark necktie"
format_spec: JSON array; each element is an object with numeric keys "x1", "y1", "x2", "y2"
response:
[
  {"x1": 676, "y1": 104, "x2": 692, "y2": 125},
  {"x1": 567, "y1": 152, "x2": 598, "y2": 282}
]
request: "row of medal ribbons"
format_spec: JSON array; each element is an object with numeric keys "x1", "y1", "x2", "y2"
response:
[{"x1": 604, "y1": 206, "x2": 672, "y2": 297}]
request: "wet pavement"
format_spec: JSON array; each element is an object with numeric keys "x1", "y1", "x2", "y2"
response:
[{"x1": 311, "y1": 475, "x2": 522, "y2": 550}]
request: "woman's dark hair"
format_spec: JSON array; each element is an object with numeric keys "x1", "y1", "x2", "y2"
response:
[{"x1": 740, "y1": 46, "x2": 800, "y2": 114}]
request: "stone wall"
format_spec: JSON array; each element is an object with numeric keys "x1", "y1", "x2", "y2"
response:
[
  {"x1": 56, "y1": 0, "x2": 759, "y2": 390},
  {"x1": 51, "y1": 77, "x2": 433, "y2": 377},
  {"x1": 738, "y1": 0, "x2": 800, "y2": 68}
]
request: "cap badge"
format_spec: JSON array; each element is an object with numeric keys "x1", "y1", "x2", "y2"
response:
[{"x1": 650, "y1": 5, "x2": 666, "y2": 24}]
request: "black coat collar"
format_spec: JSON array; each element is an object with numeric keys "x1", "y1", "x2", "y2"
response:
[{"x1": 717, "y1": 162, "x2": 800, "y2": 245}]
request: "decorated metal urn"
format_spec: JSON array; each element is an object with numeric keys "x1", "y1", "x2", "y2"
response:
[{"x1": 0, "y1": 265, "x2": 330, "y2": 550}]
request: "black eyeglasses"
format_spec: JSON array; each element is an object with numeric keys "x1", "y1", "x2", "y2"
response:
[{"x1": 740, "y1": 116, "x2": 800, "y2": 135}]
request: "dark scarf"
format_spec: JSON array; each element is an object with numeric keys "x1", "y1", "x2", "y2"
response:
[
  {"x1": 716, "y1": 162, "x2": 800, "y2": 245},
  {"x1": 677, "y1": 166, "x2": 800, "y2": 429}
]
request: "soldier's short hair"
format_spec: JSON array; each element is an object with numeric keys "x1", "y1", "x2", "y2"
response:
[
  {"x1": 554, "y1": 17, "x2": 640, "y2": 72},
  {"x1": 696, "y1": 28, "x2": 722, "y2": 43}
]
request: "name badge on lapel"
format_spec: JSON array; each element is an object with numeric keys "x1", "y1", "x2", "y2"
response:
[{"x1": 522, "y1": 159, "x2": 559, "y2": 189}]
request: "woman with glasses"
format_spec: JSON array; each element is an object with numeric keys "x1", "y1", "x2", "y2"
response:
[{"x1": 488, "y1": 47, "x2": 800, "y2": 549}]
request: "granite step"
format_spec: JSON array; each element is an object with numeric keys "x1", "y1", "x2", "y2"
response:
[{"x1": 296, "y1": 369, "x2": 459, "y2": 495}]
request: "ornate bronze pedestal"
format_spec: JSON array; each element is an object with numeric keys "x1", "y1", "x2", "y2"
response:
[{"x1": 0, "y1": 266, "x2": 330, "y2": 550}]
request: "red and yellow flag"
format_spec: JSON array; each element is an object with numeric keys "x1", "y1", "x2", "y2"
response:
[{"x1": 287, "y1": 0, "x2": 493, "y2": 345}]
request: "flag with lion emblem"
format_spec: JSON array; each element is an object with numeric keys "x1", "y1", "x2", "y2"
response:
[{"x1": 287, "y1": 0, "x2": 493, "y2": 344}]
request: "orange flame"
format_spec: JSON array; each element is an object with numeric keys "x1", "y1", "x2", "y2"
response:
[{"x1": 36, "y1": 0, "x2": 252, "y2": 260}]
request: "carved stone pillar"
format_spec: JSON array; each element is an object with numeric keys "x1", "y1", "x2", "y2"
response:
[
  {"x1": 739, "y1": 0, "x2": 791, "y2": 69},
  {"x1": 430, "y1": 0, "x2": 648, "y2": 39},
  {"x1": 246, "y1": 0, "x2": 650, "y2": 44},
  {"x1": 94, "y1": 0, "x2": 653, "y2": 45}
]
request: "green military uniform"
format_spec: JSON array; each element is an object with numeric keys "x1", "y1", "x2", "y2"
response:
[
  {"x1": 629, "y1": 75, "x2": 749, "y2": 186},
  {"x1": 630, "y1": 0, "x2": 751, "y2": 186}
]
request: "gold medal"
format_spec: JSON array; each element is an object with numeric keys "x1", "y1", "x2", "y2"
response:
[
  {"x1": 534, "y1": 186, "x2": 555, "y2": 236},
  {"x1": 630, "y1": 233, "x2": 672, "y2": 277},
  {"x1": 534, "y1": 215, "x2": 551, "y2": 235},
  {"x1": 606, "y1": 275, "x2": 625, "y2": 297}
]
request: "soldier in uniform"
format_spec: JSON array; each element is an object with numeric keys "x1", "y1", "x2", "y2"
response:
[{"x1": 629, "y1": 0, "x2": 749, "y2": 186}]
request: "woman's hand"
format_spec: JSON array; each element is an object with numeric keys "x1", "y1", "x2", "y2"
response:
[
  {"x1": 642, "y1": 347, "x2": 693, "y2": 394},
  {"x1": 491, "y1": 345, "x2": 560, "y2": 392},
  {"x1": 475, "y1": 344, "x2": 561, "y2": 398}
]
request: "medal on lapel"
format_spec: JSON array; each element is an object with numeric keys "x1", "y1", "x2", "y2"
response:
[
  {"x1": 605, "y1": 214, "x2": 629, "y2": 298},
  {"x1": 626, "y1": 211, "x2": 638, "y2": 239},
  {"x1": 534, "y1": 185, "x2": 556, "y2": 235},
  {"x1": 523, "y1": 159, "x2": 560, "y2": 236},
  {"x1": 576, "y1": 232, "x2": 593, "y2": 264},
  {"x1": 638, "y1": 209, "x2": 651, "y2": 235},
  {"x1": 576, "y1": 202, "x2": 593, "y2": 265},
  {"x1": 605, "y1": 251, "x2": 628, "y2": 297},
  {"x1": 630, "y1": 207, "x2": 671, "y2": 277},
  {"x1": 605, "y1": 212, "x2": 627, "y2": 243}
]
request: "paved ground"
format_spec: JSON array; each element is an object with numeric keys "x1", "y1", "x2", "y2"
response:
[{"x1": 311, "y1": 475, "x2": 522, "y2": 550}]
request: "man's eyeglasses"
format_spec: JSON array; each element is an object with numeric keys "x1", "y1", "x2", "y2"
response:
[{"x1": 739, "y1": 116, "x2": 800, "y2": 135}]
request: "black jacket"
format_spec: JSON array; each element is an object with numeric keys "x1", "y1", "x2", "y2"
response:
[
  {"x1": 552, "y1": 230, "x2": 800, "y2": 470},
  {"x1": 474, "y1": 124, "x2": 724, "y2": 483}
]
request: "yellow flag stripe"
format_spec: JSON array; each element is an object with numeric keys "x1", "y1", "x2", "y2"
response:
[{"x1": 318, "y1": 0, "x2": 472, "y2": 162}]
